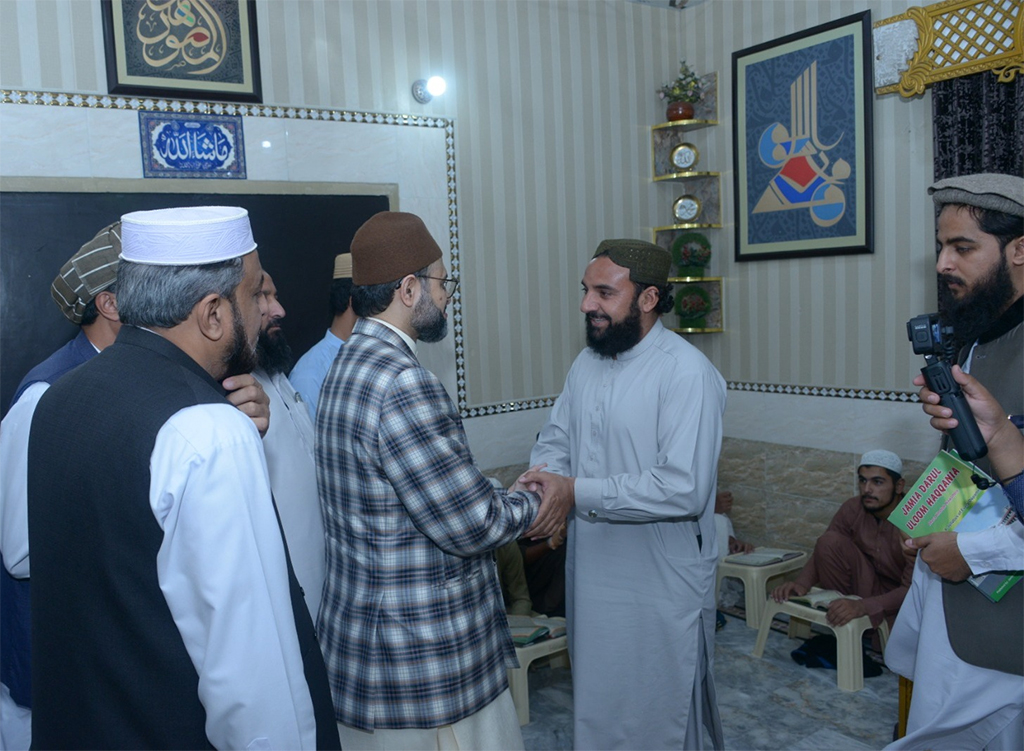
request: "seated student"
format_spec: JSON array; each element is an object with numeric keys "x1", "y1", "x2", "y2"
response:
[
  {"x1": 714, "y1": 490, "x2": 754, "y2": 559},
  {"x1": 519, "y1": 524, "x2": 567, "y2": 617},
  {"x1": 771, "y1": 450, "x2": 916, "y2": 628},
  {"x1": 496, "y1": 540, "x2": 534, "y2": 616}
]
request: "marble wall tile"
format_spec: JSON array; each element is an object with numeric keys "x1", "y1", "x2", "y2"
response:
[
  {"x1": 398, "y1": 127, "x2": 449, "y2": 200},
  {"x1": 764, "y1": 444, "x2": 857, "y2": 501},
  {"x1": 725, "y1": 485, "x2": 767, "y2": 547},
  {"x1": 718, "y1": 437, "x2": 767, "y2": 488},
  {"x1": 243, "y1": 117, "x2": 291, "y2": 182},
  {"x1": 0, "y1": 104, "x2": 91, "y2": 176},
  {"x1": 284, "y1": 120, "x2": 399, "y2": 184},
  {"x1": 86, "y1": 109, "x2": 142, "y2": 179},
  {"x1": 765, "y1": 492, "x2": 840, "y2": 552}
]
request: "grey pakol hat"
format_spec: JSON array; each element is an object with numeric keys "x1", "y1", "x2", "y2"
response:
[{"x1": 929, "y1": 173, "x2": 1024, "y2": 218}]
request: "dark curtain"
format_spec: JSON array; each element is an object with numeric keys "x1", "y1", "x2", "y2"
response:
[{"x1": 932, "y1": 71, "x2": 1024, "y2": 179}]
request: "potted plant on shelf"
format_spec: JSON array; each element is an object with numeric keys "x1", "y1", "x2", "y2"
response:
[
  {"x1": 670, "y1": 232, "x2": 711, "y2": 277},
  {"x1": 675, "y1": 284, "x2": 712, "y2": 330},
  {"x1": 657, "y1": 60, "x2": 703, "y2": 122}
]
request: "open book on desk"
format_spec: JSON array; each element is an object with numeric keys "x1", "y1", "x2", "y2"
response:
[
  {"x1": 723, "y1": 547, "x2": 803, "y2": 567},
  {"x1": 790, "y1": 589, "x2": 855, "y2": 611},
  {"x1": 507, "y1": 615, "x2": 567, "y2": 646}
]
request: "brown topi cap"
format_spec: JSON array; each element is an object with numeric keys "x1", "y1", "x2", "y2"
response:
[
  {"x1": 593, "y1": 238, "x2": 671, "y2": 286},
  {"x1": 350, "y1": 212, "x2": 443, "y2": 286},
  {"x1": 929, "y1": 173, "x2": 1024, "y2": 218},
  {"x1": 51, "y1": 222, "x2": 121, "y2": 325}
]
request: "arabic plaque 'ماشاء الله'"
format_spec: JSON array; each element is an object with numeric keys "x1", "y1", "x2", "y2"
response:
[{"x1": 139, "y1": 111, "x2": 247, "y2": 179}]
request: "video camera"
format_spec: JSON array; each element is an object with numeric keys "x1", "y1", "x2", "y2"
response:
[{"x1": 906, "y1": 313, "x2": 988, "y2": 462}]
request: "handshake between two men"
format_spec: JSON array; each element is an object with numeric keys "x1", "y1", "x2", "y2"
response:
[{"x1": 513, "y1": 464, "x2": 575, "y2": 541}]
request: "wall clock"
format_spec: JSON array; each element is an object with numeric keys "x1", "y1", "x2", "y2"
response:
[
  {"x1": 670, "y1": 143, "x2": 699, "y2": 171},
  {"x1": 672, "y1": 195, "x2": 702, "y2": 223}
]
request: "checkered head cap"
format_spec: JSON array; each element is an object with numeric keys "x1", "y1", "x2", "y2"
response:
[{"x1": 51, "y1": 222, "x2": 121, "y2": 325}]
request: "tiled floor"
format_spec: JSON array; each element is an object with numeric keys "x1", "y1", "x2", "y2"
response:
[{"x1": 520, "y1": 612, "x2": 898, "y2": 750}]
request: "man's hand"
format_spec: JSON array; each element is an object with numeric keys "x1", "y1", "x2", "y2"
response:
[
  {"x1": 521, "y1": 470, "x2": 575, "y2": 539},
  {"x1": 825, "y1": 597, "x2": 867, "y2": 627},
  {"x1": 728, "y1": 536, "x2": 754, "y2": 555},
  {"x1": 511, "y1": 463, "x2": 547, "y2": 493},
  {"x1": 914, "y1": 366, "x2": 1024, "y2": 482},
  {"x1": 771, "y1": 580, "x2": 808, "y2": 603},
  {"x1": 906, "y1": 532, "x2": 971, "y2": 581},
  {"x1": 223, "y1": 373, "x2": 270, "y2": 438},
  {"x1": 913, "y1": 366, "x2": 1010, "y2": 444}
]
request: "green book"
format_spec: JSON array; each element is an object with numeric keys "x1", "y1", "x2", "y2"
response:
[{"x1": 889, "y1": 451, "x2": 1021, "y2": 602}]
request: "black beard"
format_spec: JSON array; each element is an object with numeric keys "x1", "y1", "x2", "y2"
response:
[
  {"x1": 937, "y1": 255, "x2": 1015, "y2": 350},
  {"x1": 223, "y1": 305, "x2": 258, "y2": 378},
  {"x1": 412, "y1": 293, "x2": 447, "y2": 343},
  {"x1": 585, "y1": 298, "x2": 642, "y2": 358},
  {"x1": 256, "y1": 322, "x2": 294, "y2": 375}
]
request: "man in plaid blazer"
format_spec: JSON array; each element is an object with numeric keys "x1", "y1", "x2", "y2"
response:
[{"x1": 315, "y1": 212, "x2": 570, "y2": 749}]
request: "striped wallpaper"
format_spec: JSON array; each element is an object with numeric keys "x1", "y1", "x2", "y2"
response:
[{"x1": 0, "y1": 0, "x2": 938, "y2": 415}]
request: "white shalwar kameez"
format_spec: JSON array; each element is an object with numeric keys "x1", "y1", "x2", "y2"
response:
[
  {"x1": 148, "y1": 403, "x2": 319, "y2": 748},
  {"x1": 885, "y1": 522, "x2": 1024, "y2": 749},
  {"x1": 254, "y1": 370, "x2": 326, "y2": 621},
  {"x1": 531, "y1": 319, "x2": 726, "y2": 750}
]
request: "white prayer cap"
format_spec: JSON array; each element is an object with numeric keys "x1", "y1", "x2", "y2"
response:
[
  {"x1": 119, "y1": 206, "x2": 257, "y2": 265},
  {"x1": 859, "y1": 449, "x2": 903, "y2": 478}
]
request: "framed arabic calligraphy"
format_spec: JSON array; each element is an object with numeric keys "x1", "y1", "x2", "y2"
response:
[
  {"x1": 732, "y1": 12, "x2": 873, "y2": 262},
  {"x1": 101, "y1": 0, "x2": 262, "y2": 103}
]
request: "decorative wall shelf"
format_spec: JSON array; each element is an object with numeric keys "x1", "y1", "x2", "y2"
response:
[
  {"x1": 653, "y1": 169, "x2": 720, "y2": 184},
  {"x1": 650, "y1": 71, "x2": 723, "y2": 335},
  {"x1": 651, "y1": 118, "x2": 719, "y2": 130},
  {"x1": 654, "y1": 221, "x2": 722, "y2": 233}
]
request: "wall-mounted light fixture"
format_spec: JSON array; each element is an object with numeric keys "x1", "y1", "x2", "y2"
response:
[{"x1": 412, "y1": 76, "x2": 447, "y2": 104}]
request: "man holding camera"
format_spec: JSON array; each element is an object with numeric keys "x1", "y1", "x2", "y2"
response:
[
  {"x1": 905, "y1": 174, "x2": 1022, "y2": 579},
  {"x1": 885, "y1": 174, "x2": 1023, "y2": 749}
]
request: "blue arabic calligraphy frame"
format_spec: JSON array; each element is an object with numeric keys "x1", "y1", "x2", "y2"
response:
[
  {"x1": 732, "y1": 11, "x2": 873, "y2": 262},
  {"x1": 139, "y1": 111, "x2": 246, "y2": 178},
  {"x1": 101, "y1": 0, "x2": 262, "y2": 103}
]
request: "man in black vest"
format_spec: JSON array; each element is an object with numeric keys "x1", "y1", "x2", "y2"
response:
[
  {"x1": 884, "y1": 174, "x2": 1023, "y2": 748},
  {"x1": 26, "y1": 206, "x2": 340, "y2": 750}
]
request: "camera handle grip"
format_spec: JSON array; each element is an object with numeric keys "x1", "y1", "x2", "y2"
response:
[{"x1": 920, "y1": 360, "x2": 989, "y2": 462}]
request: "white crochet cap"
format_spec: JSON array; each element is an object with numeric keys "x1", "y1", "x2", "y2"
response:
[
  {"x1": 859, "y1": 449, "x2": 903, "y2": 478},
  {"x1": 120, "y1": 206, "x2": 257, "y2": 265}
]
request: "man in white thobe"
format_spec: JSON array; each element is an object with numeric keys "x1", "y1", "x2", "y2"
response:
[
  {"x1": 527, "y1": 239, "x2": 726, "y2": 749},
  {"x1": 253, "y1": 272, "x2": 326, "y2": 620}
]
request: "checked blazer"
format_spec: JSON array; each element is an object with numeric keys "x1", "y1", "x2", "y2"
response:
[{"x1": 315, "y1": 317, "x2": 539, "y2": 731}]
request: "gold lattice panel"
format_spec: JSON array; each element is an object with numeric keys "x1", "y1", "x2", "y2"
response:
[{"x1": 875, "y1": 0, "x2": 1023, "y2": 97}]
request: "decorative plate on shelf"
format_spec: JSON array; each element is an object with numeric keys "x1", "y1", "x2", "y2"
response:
[
  {"x1": 675, "y1": 283, "x2": 712, "y2": 321},
  {"x1": 670, "y1": 143, "x2": 699, "y2": 171},
  {"x1": 672, "y1": 195, "x2": 702, "y2": 223}
]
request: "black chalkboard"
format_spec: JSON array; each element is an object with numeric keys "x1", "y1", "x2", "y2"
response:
[{"x1": 1, "y1": 190, "x2": 389, "y2": 416}]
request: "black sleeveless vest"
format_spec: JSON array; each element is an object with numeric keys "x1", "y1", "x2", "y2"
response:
[{"x1": 28, "y1": 327, "x2": 339, "y2": 749}]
